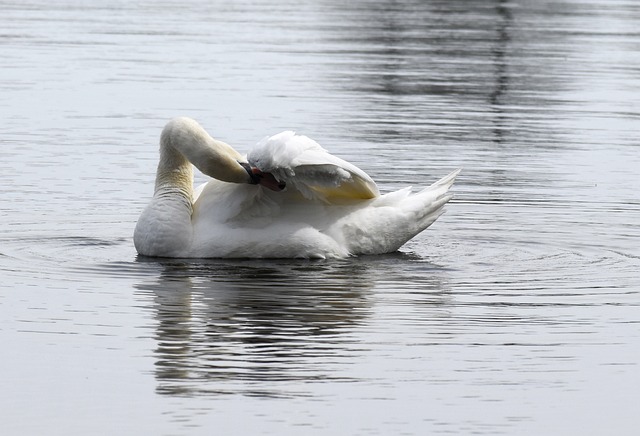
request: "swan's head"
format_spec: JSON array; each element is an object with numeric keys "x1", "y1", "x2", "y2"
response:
[
  {"x1": 240, "y1": 162, "x2": 286, "y2": 192},
  {"x1": 159, "y1": 117, "x2": 287, "y2": 192}
]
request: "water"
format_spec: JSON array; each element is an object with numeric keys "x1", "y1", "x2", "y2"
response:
[{"x1": 1, "y1": 0, "x2": 639, "y2": 434}]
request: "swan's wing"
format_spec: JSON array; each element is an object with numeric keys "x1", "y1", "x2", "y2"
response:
[{"x1": 247, "y1": 131, "x2": 379, "y2": 202}]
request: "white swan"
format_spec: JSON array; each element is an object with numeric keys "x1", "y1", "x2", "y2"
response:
[{"x1": 134, "y1": 117, "x2": 460, "y2": 259}]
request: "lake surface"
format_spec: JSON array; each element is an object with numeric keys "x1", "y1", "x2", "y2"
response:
[{"x1": 1, "y1": 0, "x2": 639, "y2": 434}]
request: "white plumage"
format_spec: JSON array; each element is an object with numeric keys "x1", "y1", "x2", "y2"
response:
[{"x1": 134, "y1": 117, "x2": 460, "y2": 259}]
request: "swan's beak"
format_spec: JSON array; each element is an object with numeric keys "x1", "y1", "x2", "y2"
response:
[
  {"x1": 252, "y1": 167, "x2": 286, "y2": 192},
  {"x1": 240, "y1": 162, "x2": 286, "y2": 191}
]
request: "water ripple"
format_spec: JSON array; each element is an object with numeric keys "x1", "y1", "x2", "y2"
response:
[{"x1": 2, "y1": 0, "x2": 640, "y2": 434}]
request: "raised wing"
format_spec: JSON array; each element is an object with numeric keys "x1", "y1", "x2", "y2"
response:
[{"x1": 247, "y1": 131, "x2": 379, "y2": 202}]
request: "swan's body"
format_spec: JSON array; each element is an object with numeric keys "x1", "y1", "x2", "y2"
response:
[{"x1": 134, "y1": 117, "x2": 459, "y2": 259}]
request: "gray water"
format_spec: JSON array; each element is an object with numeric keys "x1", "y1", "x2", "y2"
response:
[{"x1": 1, "y1": 0, "x2": 639, "y2": 435}]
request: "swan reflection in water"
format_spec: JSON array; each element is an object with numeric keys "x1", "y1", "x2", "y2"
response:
[
  {"x1": 135, "y1": 257, "x2": 380, "y2": 397},
  {"x1": 134, "y1": 254, "x2": 452, "y2": 398}
]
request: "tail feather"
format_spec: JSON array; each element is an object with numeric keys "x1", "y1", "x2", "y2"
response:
[
  {"x1": 428, "y1": 168, "x2": 461, "y2": 191},
  {"x1": 415, "y1": 192, "x2": 453, "y2": 230},
  {"x1": 395, "y1": 169, "x2": 460, "y2": 249},
  {"x1": 340, "y1": 169, "x2": 461, "y2": 255},
  {"x1": 405, "y1": 169, "x2": 461, "y2": 217}
]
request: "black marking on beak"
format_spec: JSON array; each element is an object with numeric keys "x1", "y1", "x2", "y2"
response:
[{"x1": 239, "y1": 162, "x2": 260, "y2": 184}]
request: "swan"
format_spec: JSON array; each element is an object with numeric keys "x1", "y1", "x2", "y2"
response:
[{"x1": 134, "y1": 117, "x2": 460, "y2": 259}]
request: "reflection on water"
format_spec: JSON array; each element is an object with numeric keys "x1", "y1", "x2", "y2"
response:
[
  {"x1": 135, "y1": 256, "x2": 450, "y2": 398},
  {"x1": 137, "y1": 259, "x2": 375, "y2": 397},
  {"x1": 1, "y1": 0, "x2": 640, "y2": 435}
]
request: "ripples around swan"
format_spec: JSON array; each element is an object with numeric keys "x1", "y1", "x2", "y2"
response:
[{"x1": 1, "y1": 0, "x2": 640, "y2": 435}]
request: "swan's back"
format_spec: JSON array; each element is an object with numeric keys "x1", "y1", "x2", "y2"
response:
[{"x1": 191, "y1": 162, "x2": 460, "y2": 258}]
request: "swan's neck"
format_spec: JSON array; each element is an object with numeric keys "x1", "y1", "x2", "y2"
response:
[
  {"x1": 134, "y1": 143, "x2": 195, "y2": 258},
  {"x1": 154, "y1": 143, "x2": 195, "y2": 203},
  {"x1": 134, "y1": 118, "x2": 252, "y2": 257},
  {"x1": 158, "y1": 117, "x2": 250, "y2": 188}
]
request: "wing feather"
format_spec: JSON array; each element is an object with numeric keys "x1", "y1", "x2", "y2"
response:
[{"x1": 247, "y1": 132, "x2": 379, "y2": 202}]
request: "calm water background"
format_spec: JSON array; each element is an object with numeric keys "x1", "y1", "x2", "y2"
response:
[{"x1": 1, "y1": 0, "x2": 639, "y2": 434}]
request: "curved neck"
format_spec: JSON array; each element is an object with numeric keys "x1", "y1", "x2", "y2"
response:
[
  {"x1": 138, "y1": 117, "x2": 249, "y2": 258},
  {"x1": 158, "y1": 117, "x2": 251, "y2": 191}
]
